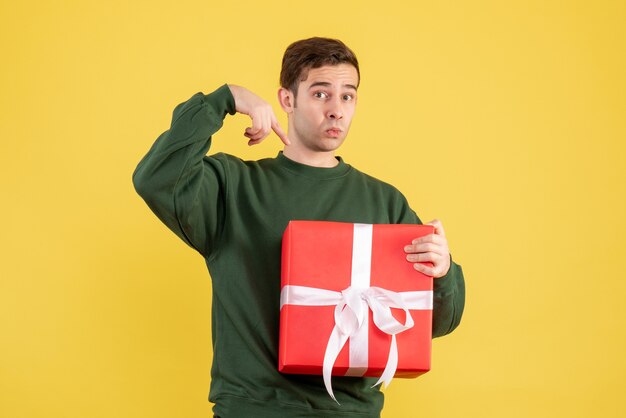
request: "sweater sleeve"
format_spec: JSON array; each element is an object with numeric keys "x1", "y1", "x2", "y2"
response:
[
  {"x1": 393, "y1": 191, "x2": 466, "y2": 338},
  {"x1": 431, "y1": 257, "x2": 465, "y2": 337},
  {"x1": 132, "y1": 84, "x2": 236, "y2": 258}
]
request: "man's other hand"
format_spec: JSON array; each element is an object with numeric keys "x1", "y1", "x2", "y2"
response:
[
  {"x1": 227, "y1": 84, "x2": 290, "y2": 146},
  {"x1": 404, "y1": 219, "x2": 451, "y2": 278}
]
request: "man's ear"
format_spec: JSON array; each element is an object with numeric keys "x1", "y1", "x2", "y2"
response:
[{"x1": 277, "y1": 88, "x2": 295, "y2": 113}]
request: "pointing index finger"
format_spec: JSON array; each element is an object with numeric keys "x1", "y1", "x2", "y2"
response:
[{"x1": 272, "y1": 119, "x2": 290, "y2": 145}]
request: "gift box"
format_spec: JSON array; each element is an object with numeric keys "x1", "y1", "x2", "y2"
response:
[{"x1": 279, "y1": 220, "x2": 434, "y2": 401}]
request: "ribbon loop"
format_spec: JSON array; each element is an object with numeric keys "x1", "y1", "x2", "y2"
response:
[{"x1": 364, "y1": 287, "x2": 415, "y2": 335}]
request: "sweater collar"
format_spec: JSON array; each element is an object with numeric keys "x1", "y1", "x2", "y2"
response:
[{"x1": 276, "y1": 151, "x2": 351, "y2": 179}]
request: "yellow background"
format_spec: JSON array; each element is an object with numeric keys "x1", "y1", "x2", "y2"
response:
[{"x1": 1, "y1": 0, "x2": 625, "y2": 417}]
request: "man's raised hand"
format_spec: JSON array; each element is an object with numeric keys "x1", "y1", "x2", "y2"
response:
[{"x1": 227, "y1": 84, "x2": 290, "y2": 146}]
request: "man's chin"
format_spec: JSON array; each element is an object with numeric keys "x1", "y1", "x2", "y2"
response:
[{"x1": 315, "y1": 137, "x2": 346, "y2": 152}]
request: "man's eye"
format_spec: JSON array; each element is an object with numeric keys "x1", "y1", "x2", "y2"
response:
[
  {"x1": 314, "y1": 92, "x2": 328, "y2": 99},
  {"x1": 342, "y1": 94, "x2": 354, "y2": 101}
]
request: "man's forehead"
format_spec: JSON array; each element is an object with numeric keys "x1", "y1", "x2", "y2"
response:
[
  {"x1": 299, "y1": 64, "x2": 359, "y2": 88},
  {"x1": 307, "y1": 81, "x2": 358, "y2": 91}
]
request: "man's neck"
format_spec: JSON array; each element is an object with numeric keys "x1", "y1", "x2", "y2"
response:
[{"x1": 282, "y1": 146, "x2": 339, "y2": 168}]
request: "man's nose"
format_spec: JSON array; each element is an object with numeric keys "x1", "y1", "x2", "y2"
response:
[{"x1": 326, "y1": 98, "x2": 343, "y2": 120}]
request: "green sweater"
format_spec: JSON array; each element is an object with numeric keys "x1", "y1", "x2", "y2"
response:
[{"x1": 132, "y1": 84, "x2": 465, "y2": 417}]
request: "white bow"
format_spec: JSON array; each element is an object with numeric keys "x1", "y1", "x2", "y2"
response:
[{"x1": 280, "y1": 284, "x2": 432, "y2": 403}]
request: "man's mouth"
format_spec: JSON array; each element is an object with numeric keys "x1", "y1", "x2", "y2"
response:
[{"x1": 325, "y1": 128, "x2": 342, "y2": 138}]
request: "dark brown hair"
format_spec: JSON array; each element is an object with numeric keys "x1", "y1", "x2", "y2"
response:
[{"x1": 280, "y1": 37, "x2": 360, "y2": 97}]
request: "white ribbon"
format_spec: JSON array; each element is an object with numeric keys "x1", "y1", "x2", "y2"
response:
[
  {"x1": 281, "y1": 285, "x2": 432, "y2": 402},
  {"x1": 280, "y1": 224, "x2": 433, "y2": 403}
]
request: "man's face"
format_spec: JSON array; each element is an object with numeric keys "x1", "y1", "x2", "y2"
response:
[{"x1": 288, "y1": 64, "x2": 359, "y2": 153}]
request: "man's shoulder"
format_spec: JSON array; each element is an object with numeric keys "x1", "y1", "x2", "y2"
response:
[
  {"x1": 347, "y1": 162, "x2": 405, "y2": 196},
  {"x1": 203, "y1": 152, "x2": 277, "y2": 170},
  {"x1": 344, "y1": 161, "x2": 418, "y2": 223}
]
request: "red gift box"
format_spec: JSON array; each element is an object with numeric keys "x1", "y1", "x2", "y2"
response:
[{"x1": 279, "y1": 220, "x2": 434, "y2": 401}]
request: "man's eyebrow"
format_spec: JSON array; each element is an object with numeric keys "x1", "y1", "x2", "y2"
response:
[{"x1": 308, "y1": 81, "x2": 358, "y2": 91}]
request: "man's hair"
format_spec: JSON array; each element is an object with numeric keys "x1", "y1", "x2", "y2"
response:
[{"x1": 280, "y1": 37, "x2": 360, "y2": 97}]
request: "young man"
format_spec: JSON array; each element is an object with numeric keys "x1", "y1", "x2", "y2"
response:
[{"x1": 133, "y1": 37, "x2": 465, "y2": 417}]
